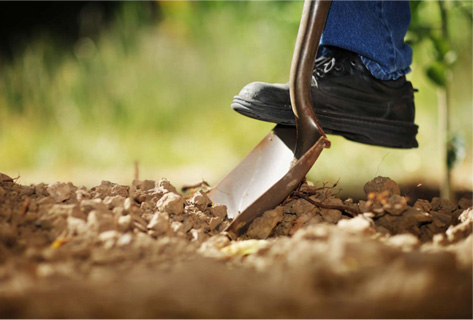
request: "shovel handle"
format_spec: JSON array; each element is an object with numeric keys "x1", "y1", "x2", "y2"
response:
[{"x1": 290, "y1": 0, "x2": 332, "y2": 158}]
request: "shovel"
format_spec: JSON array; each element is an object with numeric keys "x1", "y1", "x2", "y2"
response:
[{"x1": 208, "y1": 0, "x2": 332, "y2": 238}]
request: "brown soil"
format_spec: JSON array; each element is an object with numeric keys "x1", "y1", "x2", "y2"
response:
[{"x1": 0, "y1": 173, "x2": 471, "y2": 318}]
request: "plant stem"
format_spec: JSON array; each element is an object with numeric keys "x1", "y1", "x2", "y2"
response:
[{"x1": 437, "y1": 0, "x2": 454, "y2": 201}]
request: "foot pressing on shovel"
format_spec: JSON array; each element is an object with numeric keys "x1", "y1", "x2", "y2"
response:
[
  {"x1": 232, "y1": 1, "x2": 419, "y2": 149},
  {"x1": 208, "y1": 0, "x2": 332, "y2": 238}
]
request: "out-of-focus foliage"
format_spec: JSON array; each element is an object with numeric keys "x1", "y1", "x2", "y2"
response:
[
  {"x1": 408, "y1": 0, "x2": 471, "y2": 174},
  {"x1": 0, "y1": 1, "x2": 471, "y2": 192},
  {"x1": 408, "y1": 1, "x2": 471, "y2": 87}
]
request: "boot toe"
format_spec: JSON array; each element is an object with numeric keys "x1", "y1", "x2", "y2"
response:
[{"x1": 237, "y1": 81, "x2": 289, "y2": 106}]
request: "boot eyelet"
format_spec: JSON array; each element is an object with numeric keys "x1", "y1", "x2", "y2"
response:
[
  {"x1": 350, "y1": 60, "x2": 357, "y2": 66},
  {"x1": 334, "y1": 64, "x2": 343, "y2": 72}
]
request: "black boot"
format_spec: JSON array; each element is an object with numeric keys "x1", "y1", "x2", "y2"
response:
[{"x1": 231, "y1": 46, "x2": 419, "y2": 148}]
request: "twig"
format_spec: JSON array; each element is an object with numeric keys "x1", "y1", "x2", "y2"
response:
[
  {"x1": 181, "y1": 180, "x2": 210, "y2": 192},
  {"x1": 292, "y1": 191, "x2": 360, "y2": 217},
  {"x1": 134, "y1": 160, "x2": 139, "y2": 181},
  {"x1": 20, "y1": 198, "x2": 30, "y2": 216}
]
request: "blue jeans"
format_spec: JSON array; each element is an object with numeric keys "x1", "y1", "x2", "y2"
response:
[{"x1": 320, "y1": 0, "x2": 413, "y2": 81}]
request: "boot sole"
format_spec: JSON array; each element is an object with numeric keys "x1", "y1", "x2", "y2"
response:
[{"x1": 232, "y1": 97, "x2": 419, "y2": 149}]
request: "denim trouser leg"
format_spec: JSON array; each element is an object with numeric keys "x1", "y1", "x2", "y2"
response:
[{"x1": 320, "y1": 0, "x2": 413, "y2": 80}]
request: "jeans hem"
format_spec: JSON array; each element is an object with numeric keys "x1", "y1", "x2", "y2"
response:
[{"x1": 361, "y1": 56, "x2": 411, "y2": 81}]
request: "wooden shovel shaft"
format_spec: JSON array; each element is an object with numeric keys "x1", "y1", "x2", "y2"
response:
[{"x1": 291, "y1": 0, "x2": 332, "y2": 159}]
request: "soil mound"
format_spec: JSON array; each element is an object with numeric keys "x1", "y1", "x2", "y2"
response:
[{"x1": 0, "y1": 173, "x2": 471, "y2": 318}]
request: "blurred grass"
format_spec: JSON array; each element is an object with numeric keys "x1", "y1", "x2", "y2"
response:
[{"x1": 0, "y1": 1, "x2": 471, "y2": 194}]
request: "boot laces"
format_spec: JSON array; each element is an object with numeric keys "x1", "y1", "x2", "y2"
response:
[{"x1": 314, "y1": 56, "x2": 336, "y2": 78}]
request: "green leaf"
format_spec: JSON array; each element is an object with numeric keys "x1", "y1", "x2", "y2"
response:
[
  {"x1": 444, "y1": 50, "x2": 458, "y2": 66},
  {"x1": 429, "y1": 35, "x2": 451, "y2": 62},
  {"x1": 447, "y1": 134, "x2": 466, "y2": 169},
  {"x1": 426, "y1": 62, "x2": 447, "y2": 87}
]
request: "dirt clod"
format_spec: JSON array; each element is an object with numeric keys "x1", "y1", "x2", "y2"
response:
[
  {"x1": 0, "y1": 174, "x2": 470, "y2": 319},
  {"x1": 364, "y1": 176, "x2": 401, "y2": 197},
  {"x1": 157, "y1": 192, "x2": 184, "y2": 215},
  {"x1": 47, "y1": 182, "x2": 76, "y2": 202},
  {"x1": 246, "y1": 207, "x2": 284, "y2": 239}
]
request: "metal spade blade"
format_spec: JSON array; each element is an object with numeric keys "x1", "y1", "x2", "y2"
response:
[{"x1": 208, "y1": 0, "x2": 332, "y2": 238}]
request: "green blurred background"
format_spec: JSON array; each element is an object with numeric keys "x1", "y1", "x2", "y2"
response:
[{"x1": 0, "y1": 1, "x2": 471, "y2": 199}]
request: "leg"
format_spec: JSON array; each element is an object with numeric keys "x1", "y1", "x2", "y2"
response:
[
  {"x1": 321, "y1": 0, "x2": 412, "y2": 80},
  {"x1": 231, "y1": 0, "x2": 419, "y2": 149}
]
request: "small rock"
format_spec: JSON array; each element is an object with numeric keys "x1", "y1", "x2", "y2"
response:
[
  {"x1": 113, "y1": 207, "x2": 125, "y2": 216},
  {"x1": 209, "y1": 205, "x2": 227, "y2": 219},
  {"x1": 363, "y1": 176, "x2": 400, "y2": 197},
  {"x1": 37, "y1": 197, "x2": 55, "y2": 206},
  {"x1": 156, "y1": 178, "x2": 177, "y2": 194},
  {"x1": 103, "y1": 196, "x2": 126, "y2": 209},
  {"x1": 34, "y1": 183, "x2": 49, "y2": 197},
  {"x1": 49, "y1": 216, "x2": 68, "y2": 239},
  {"x1": 358, "y1": 200, "x2": 370, "y2": 213},
  {"x1": 133, "y1": 221, "x2": 148, "y2": 233},
  {"x1": 418, "y1": 225, "x2": 434, "y2": 242},
  {"x1": 431, "y1": 197, "x2": 456, "y2": 214},
  {"x1": 80, "y1": 199, "x2": 108, "y2": 214},
  {"x1": 124, "y1": 197, "x2": 136, "y2": 213},
  {"x1": 51, "y1": 204, "x2": 86, "y2": 220},
  {"x1": 117, "y1": 233, "x2": 133, "y2": 247},
  {"x1": 246, "y1": 206, "x2": 284, "y2": 239},
  {"x1": 139, "y1": 180, "x2": 155, "y2": 191},
  {"x1": 147, "y1": 212, "x2": 170, "y2": 235},
  {"x1": 446, "y1": 216, "x2": 472, "y2": 243},
  {"x1": 320, "y1": 208, "x2": 342, "y2": 224},
  {"x1": 433, "y1": 233, "x2": 449, "y2": 246},
  {"x1": 458, "y1": 197, "x2": 473, "y2": 210},
  {"x1": 459, "y1": 207, "x2": 473, "y2": 223},
  {"x1": 75, "y1": 189, "x2": 91, "y2": 201},
  {"x1": 87, "y1": 210, "x2": 114, "y2": 233},
  {"x1": 189, "y1": 190, "x2": 211, "y2": 211},
  {"x1": 288, "y1": 213, "x2": 318, "y2": 235},
  {"x1": 20, "y1": 185, "x2": 35, "y2": 196},
  {"x1": 98, "y1": 230, "x2": 120, "y2": 244},
  {"x1": 284, "y1": 198, "x2": 315, "y2": 215},
  {"x1": 208, "y1": 216, "x2": 223, "y2": 231},
  {"x1": 383, "y1": 194, "x2": 408, "y2": 216},
  {"x1": 141, "y1": 213, "x2": 153, "y2": 222},
  {"x1": 117, "y1": 215, "x2": 132, "y2": 232},
  {"x1": 91, "y1": 181, "x2": 114, "y2": 198},
  {"x1": 157, "y1": 193, "x2": 184, "y2": 215},
  {"x1": 170, "y1": 221, "x2": 184, "y2": 233},
  {"x1": 413, "y1": 199, "x2": 432, "y2": 212},
  {"x1": 140, "y1": 202, "x2": 152, "y2": 212},
  {"x1": 0, "y1": 224, "x2": 17, "y2": 246},
  {"x1": 409, "y1": 208, "x2": 433, "y2": 223},
  {"x1": 337, "y1": 215, "x2": 375, "y2": 235},
  {"x1": 386, "y1": 234, "x2": 420, "y2": 250},
  {"x1": 198, "y1": 234, "x2": 231, "y2": 259},
  {"x1": 273, "y1": 213, "x2": 298, "y2": 236},
  {"x1": 132, "y1": 213, "x2": 148, "y2": 228},
  {"x1": 190, "y1": 228, "x2": 206, "y2": 243},
  {"x1": 376, "y1": 225, "x2": 391, "y2": 235},
  {"x1": 182, "y1": 218, "x2": 194, "y2": 233},
  {"x1": 47, "y1": 182, "x2": 75, "y2": 202},
  {"x1": 67, "y1": 216, "x2": 88, "y2": 236},
  {"x1": 111, "y1": 184, "x2": 129, "y2": 197},
  {"x1": 28, "y1": 200, "x2": 38, "y2": 212},
  {"x1": 430, "y1": 211, "x2": 453, "y2": 229},
  {"x1": 218, "y1": 220, "x2": 230, "y2": 232},
  {"x1": 292, "y1": 224, "x2": 330, "y2": 241}
]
